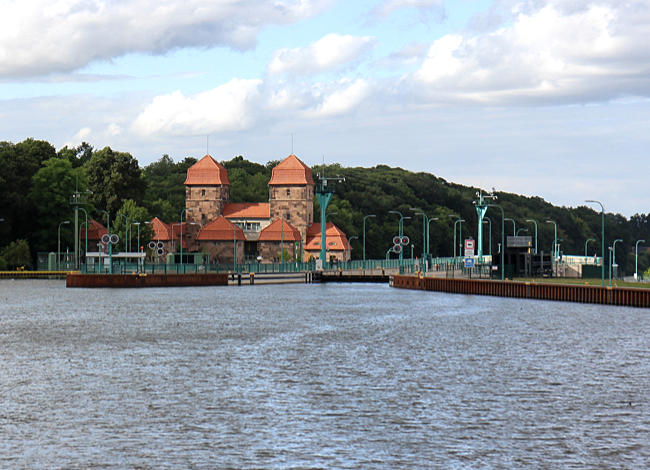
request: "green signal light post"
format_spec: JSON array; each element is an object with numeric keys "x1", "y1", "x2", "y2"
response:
[
  {"x1": 473, "y1": 190, "x2": 496, "y2": 264},
  {"x1": 315, "y1": 170, "x2": 344, "y2": 270}
]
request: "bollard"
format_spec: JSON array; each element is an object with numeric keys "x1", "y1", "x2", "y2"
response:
[{"x1": 250, "y1": 272, "x2": 255, "y2": 285}]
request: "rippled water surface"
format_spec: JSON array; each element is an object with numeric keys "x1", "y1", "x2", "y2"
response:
[{"x1": 0, "y1": 280, "x2": 648, "y2": 468}]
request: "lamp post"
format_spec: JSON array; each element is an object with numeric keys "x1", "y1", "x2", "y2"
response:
[
  {"x1": 100, "y1": 210, "x2": 112, "y2": 274},
  {"x1": 516, "y1": 228, "x2": 528, "y2": 236},
  {"x1": 117, "y1": 213, "x2": 129, "y2": 252},
  {"x1": 362, "y1": 214, "x2": 376, "y2": 268},
  {"x1": 132, "y1": 221, "x2": 141, "y2": 272},
  {"x1": 611, "y1": 238, "x2": 623, "y2": 285},
  {"x1": 388, "y1": 210, "x2": 410, "y2": 266},
  {"x1": 78, "y1": 207, "x2": 88, "y2": 268},
  {"x1": 585, "y1": 238, "x2": 595, "y2": 257},
  {"x1": 487, "y1": 204, "x2": 505, "y2": 281},
  {"x1": 453, "y1": 218, "x2": 465, "y2": 258},
  {"x1": 179, "y1": 209, "x2": 187, "y2": 272},
  {"x1": 525, "y1": 219, "x2": 538, "y2": 254},
  {"x1": 504, "y1": 218, "x2": 516, "y2": 236},
  {"x1": 427, "y1": 216, "x2": 439, "y2": 258},
  {"x1": 546, "y1": 220, "x2": 557, "y2": 276},
  {"x1": 635, "y1": 239, "x2": 646, "y2": 281},
  {"x1": 448, "y1": 214, "x2": 459, "y2": 257},
  {"x1": 57, "y1": 220, "x2": 70, "y2": 270},
  {"x1": 482, "y1": 217, "x2": 492, "y2": 256},
  {"x1": 410, "y1": 208, "x2": 427, "y2": 259},
  {"x1": 585, "y1": 200, "x2": 605, "y2": 287},
  {"x1": 348, "y1": 235, "x2": 358, "y2": 262}
]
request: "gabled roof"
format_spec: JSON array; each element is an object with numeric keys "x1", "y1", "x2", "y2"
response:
[
  {"x1": 305, "y1": 222, "x2": 349, "y2": 251},
  {"x1": 150, "y1": 217, "x2": 173, "y2": 241},
  {"x1": 184, "y1": 155, "x2": 230, "y2": 186},
  {"x1": 81, "y1": 219, "x2": 107, "y2": 241},
  {"x1": 258, "y1": 218, "x2": 301, "y2": 242},
  {"x1": 268, "y1": 154, "x2": 314, "y2": 186},
  {"x1": 222, "y1": 202, "x2": 270, "y2": 219},
  {"x1": 197, "y1": 216, "x2": 245, "y2": 241}
]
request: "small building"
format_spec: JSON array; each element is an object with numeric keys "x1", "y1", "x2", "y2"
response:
[
  {"x1": 305, "y1": 222, "x2": 351, "y2": 262},
  {"x1": 257, "y1": 218, "x2": 302, "y2": 262},
  {"x1": 80, "y1": 219, "x2": 107, "y2": 252},
  {"x1": 195, "y1": 216, "x2": 245, "y2": 265}
]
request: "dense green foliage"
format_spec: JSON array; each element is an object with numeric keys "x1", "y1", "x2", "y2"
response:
[{"x1": 1, "y1": 137, "x2": 648, "y2": 276}]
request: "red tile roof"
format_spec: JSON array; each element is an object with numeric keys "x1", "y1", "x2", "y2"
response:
[
  {"x1": 81, "y1": 219, "x2": 107, "y2": 241},
  {"x1": 184, "y1": 155, "x2": 230, "y2": 186},
  {"x1": 305, "y1": 222, "x2": 349, "y2": 251},
  {"x1": 258, "y1": 218, "x2": 302, "y2": 242},
  {"x1": 222, "y1": 202, "x2": 270, "y2": 219},
  {"x1": 149, "y1": 217, "x2": 173, "y2": 241},
  {"x1": 197, "y1": 216, "x2": 245, "y2": 241},
  {"x1": 268, "y1": 154, "x2": 314, "y2": 186}
]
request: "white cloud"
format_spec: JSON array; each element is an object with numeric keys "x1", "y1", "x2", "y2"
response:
[
  {"x1": 412, "y1": 1, "x2": 650, "y2": 104},
  {"x1": 268, "y1": 33, "x2": 375, "y2": 75},
  {"x1": 372, "y1": 0, "x2": 444, "y2": 17},
  {"x1": 307, "y1": 79, "x2": 372, "y2": 117},
  {"x1": 0, "y1": 0, "x2": 334, "y2": 78},
  {"x1": 132, "y1": 78, "x2": 263, "y2": 136}
]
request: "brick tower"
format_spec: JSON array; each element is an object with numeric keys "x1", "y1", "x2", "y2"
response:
[
  {"x1": 184, "y1": 155, "x2": 230, "y2": 226},
  {"x1": 268, "y1": 154, "x2": 314, "y2": 245}
]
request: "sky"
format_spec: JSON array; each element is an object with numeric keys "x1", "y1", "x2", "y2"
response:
[{"x1": 1, "y1": 0, "x2": 649, "y2": 216}]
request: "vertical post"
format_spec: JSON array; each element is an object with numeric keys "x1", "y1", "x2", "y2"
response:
[
  {"x1": 487, "y1": 204, "x2": 505, "y2": 281},
  {"x1": 180, "y1": 208, "x2": 186, "y2": 272},
  {"x1": 526, "y1": 219, "x2": 537, "y2": 254},
  {"x1": 363, "y1": 214, "x2": 375, "y2": 269},
  {"x1": 585, "y1": 200, "x2": 605, "y2": 287},
  {"x1": 636, "y1": 239, "x2": 645, "y2": 281}
]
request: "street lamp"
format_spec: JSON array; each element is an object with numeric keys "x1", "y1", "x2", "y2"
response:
[
  {"x1": 100, "y1": 210, "x2": 112, "y2": 274},
  {"x1": 410, "y1": 208, "x2": 427, "y2": 259},
  {"x1": 180, "y1": 208, "x2": 187, "y2": 271},
  {"x1": 585, "y1": 238, "x2": 595, "y2": 257},
  {"x1": 348, "y1": 235, "x2": 358, "y2": 262},
  {"x1": 504, "y1": 218, "x2": 516, "y2": 236},
  {"x1": 487, "y1": 204, "x2": 505, "y2": 281},
  {"x1": 362, "y1": 214, "x2": 376, "y2": 268},
  {"x1": 453, "y1": 218, "x2": 465, "y2": 258},
  {"x1": 585, "y1": 200, "x2": 605, "y2": 287},
  {"x1": 117, "y1": 213, "x2": 129, "y2": 252},
  {"x1": 516, "y1": 228, "x2": 528, "y2": 236},
  {"x1": 78, "y1": 207, "x2": 89, "y2": 268},
  {"x1": 132, "y1": 221, "x2": 141, "y2": 272},
  {"x1": 636, "y1": 239, "x2": 646, "y2": 281},
  {"x1": 610, "y1": 238, "x2": 623, "y2": 286},
  {"x1": 525, "y1": 219, "x2": 538, "y2": 254},
  {"x1": 388, "y1": 210, "x2": 410, "y2": 265},
  {"x1": 58, "y1": 220, "x2": 70, "y2": 270},
  {"x1": 448, "y1": 214, "x2": 459, "y2": 257},
  {"x1": 546, "y1": 220, "x2": 557, "y2": 276},
  {"x1": 427, "y1": 216, "x2": 439, "y2": 257},
  {"x1": 482, "y1": 217, "x2": 492, "y2": 256}
]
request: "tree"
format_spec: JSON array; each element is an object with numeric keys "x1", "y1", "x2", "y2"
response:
[
  {"x1": 142, "y1": 155, "x2": 196, "y2": 221},
  {"x1": 85, "y1": 147, "x2": 146, "y2": 214},
  {"x1": 111, "y1": 200, "x2": 153, "y2": 253},
  {"x1": 0, "y1": 239, "x2": 32, "y2": 269},
  {"x1": 0, "y1": 139, "x2": 57, "y2": 247},
  {"x1": 29, "y1": 157, "x2": 89, "y2": 253},
  {"x1": 57, "y1": 142, "x2": 94, "y2": 168}
]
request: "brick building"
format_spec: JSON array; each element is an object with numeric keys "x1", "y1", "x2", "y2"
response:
[{"x1": 162, "y1": 153, "x2": 349, "y2": 264}]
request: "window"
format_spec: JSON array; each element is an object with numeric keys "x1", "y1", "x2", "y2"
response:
[
  {"x1": 201, "y1": 189, "x2": 206, "y2": 196},
  {"x1": 201, "y1": 213, "x2": 206, "y2": 223},
  {"x1": 285, "y1": 213, "x2": 291, "y2": 221},
  {"x1": 286, "y1": 188, "x2": 291, "y2": 196}
]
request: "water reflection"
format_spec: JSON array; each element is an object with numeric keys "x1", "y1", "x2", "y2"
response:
[{"x1": 0, "y1": 280, "x2": 647, "y2": 468}]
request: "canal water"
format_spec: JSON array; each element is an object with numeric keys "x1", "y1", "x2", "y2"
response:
[{"x1": 0, "y1": 280, "x2": 647, "y2": 469}]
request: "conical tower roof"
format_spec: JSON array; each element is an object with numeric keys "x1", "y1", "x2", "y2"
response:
[
  {"x1": 268, "y1": 154, "x2": 314, "y2": 186},
  {"x1": 184, "y1": 155, "x2": 230, "y2": 185}
]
